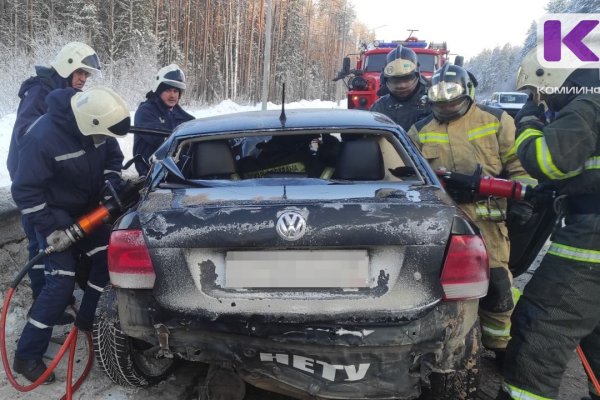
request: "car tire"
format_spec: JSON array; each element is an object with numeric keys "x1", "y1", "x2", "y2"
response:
[
  {"x1": 93, "y1": 284, "x2": 178, "y2": 386},
  {"x1": 420, "y1": 323, "x2": 481, "y2": 400}
]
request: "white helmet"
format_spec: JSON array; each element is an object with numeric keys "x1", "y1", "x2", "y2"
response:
[
  {"x1": 51, "y1": 42, "x2": 101, "y2": 78},
  {"x1": 152, "y1": 64, "x2": 186, "y2": 93},
  {"x1": 71, "y1": 86, "x2": 130, "y2": 138},
  {"x1": 516, "y1": 48, "x2": 574, "y2": 92}
]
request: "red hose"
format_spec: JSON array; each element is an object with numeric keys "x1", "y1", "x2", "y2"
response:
[
  {"x1": 577, "y1": 345, "x2": 600, "y2": 396},
  {"x1": 1, "y1": 287, "x2": 94, "y2": 399}
]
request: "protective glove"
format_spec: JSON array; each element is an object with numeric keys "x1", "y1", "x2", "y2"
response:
[
  {"x1": 436, "y1": 168, "x2": 481, "y2": 203},
  {"x1": 523, "y1": 182, "x2": 557, "y2": 205},
  {"x1": 46, "y1": 230, "x2": 72, "y2": 252},
  {"x1": 104, "y1": 177, "x2": 127, "y2": 196},
  {"x1": 506, "y1": 201, "x2": 535, "y2": 229},
  {"x1": 514, "y1": 95, "x2": 546, "y2": 136},
  {"x1": 74, "y1": 315, "x2": 93, "y2": 332}
]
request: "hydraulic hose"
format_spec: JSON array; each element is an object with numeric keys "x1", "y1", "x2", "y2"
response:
[
  {"x1": 0, "y1": 248, "x2": 94, "y2": 399},
  {"x1": 577, "y1": 345, "x2": 600, "y2": 396}
]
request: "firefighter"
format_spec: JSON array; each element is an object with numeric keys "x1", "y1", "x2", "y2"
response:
[
  {"x1": 370, "y1": 45, "x2": 431, "y2": 131},
  {"x1": 133, "y1": 64, "x2": 194, "y2": 176},
  {"x1": 497, "y1": 49, "x2": 600, "y2": 400},
  {"x1": 407, "y1": 63, "x2": 536, "y2": 363},
  {"x1": 10, "y1": 86, "x2": 130, "y2": 383},
  {"x1": 7, "y1": 42, "x2": 101, "y2": 312}
]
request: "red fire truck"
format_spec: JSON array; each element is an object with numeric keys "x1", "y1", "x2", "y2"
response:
[{"x1": 335, "y1": 37, "x2": 461, "y2": 110}]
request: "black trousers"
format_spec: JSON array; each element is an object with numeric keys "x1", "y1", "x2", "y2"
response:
[{"x1": 502, "y1": 214, "x2": 600, "y2": 399}]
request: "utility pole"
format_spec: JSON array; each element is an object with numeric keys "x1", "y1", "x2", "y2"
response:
[
  {"x1": 261, "y1": 0, "x2": 273, "y2": 110},
  {"x1": 336, "y1": 8, "x2": 347, "y2": 107}
]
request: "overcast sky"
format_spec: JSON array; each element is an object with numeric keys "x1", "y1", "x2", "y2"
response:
[{"x1": 350, "y1": 0, "x2": 549, "y2": 60}]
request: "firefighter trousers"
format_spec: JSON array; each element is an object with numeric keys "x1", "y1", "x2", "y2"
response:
[
  {"x1": 470, "y1": 218, "x2": 515, "y2": 350},
  {"x1": 502, "y1": 214, "x2": 600, "y2": 399},
  {"x1": 21, "y1": 214, "x2": 44, "y2": 299},
  {"x1": 15, "y1": 224, "x2": 111, "y2": 360}
]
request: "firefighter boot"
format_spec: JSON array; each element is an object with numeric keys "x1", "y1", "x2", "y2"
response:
[{"x1": 13, "y1": 357, "x2": 55, "y2": 384}]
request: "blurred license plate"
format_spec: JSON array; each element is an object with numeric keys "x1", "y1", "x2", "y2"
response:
[{"x1": 225, "y1": 250, "x2": 369, "y2": 288}]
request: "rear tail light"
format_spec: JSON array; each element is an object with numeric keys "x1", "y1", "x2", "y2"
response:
[
  {"x1": 108, "y1": 229, "x2": 155, "y2": 289},
  {"x1": 440, "y1": 235, "x2": 489, "y2": 301}
]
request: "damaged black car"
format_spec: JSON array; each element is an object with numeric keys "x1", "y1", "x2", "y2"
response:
[{"x1": 93, "y1": 108, "x2": 489, "y2": 400}]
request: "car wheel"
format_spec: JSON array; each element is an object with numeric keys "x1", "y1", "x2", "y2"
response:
[
  {"x1": 93, "y1": 284, "x2": 178, "y2": 386},
  {"x1": 420, "y1": 323, "x2": 481, "y2": 400}
]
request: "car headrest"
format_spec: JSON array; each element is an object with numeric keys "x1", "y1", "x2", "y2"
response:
[
  {"x1": 333, "y1": 139, "x2": 384, "y2": 180},
  {"x1": 191, "y1": 141, "x2": 237, "y2": 179}
]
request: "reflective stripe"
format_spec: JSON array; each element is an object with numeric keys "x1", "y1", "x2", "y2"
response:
[
  {"x1": 512, "y1": 175, "x2": 538, "y2": 186},
  {"x1": 31, "y1": 264, "x2": 45, "y2": 270},
  {"x1": 475, "y1": 203, "x2": 504, "y2": 221},
  {"x1": 22, "y1": 202, "x2": 47, "y2": 215},
  {"x1": 44, "y1": 269, "x2": 76, "y2": 277},
  {"x1": 503, "y1": 383, "x2": 553, "y2": 400},
  {"x1": 55, "y1": 150, "x2": 86, "y2": 162},
  {"x1": 548, "y1": 242, "x2": 600, "y2": 263},
  {"x1": 512, "y1": 286, "x2": 522, "y2": 304},
  {"x1": 95, "y1": 141, "x2": 106, "y2": 148},
  {"x1": 86, "y1": 245, "x2": 107, "y2": 257},
  {"x1": 418, "y1": 132, "x2": 449, "y2": 143},
  {"x1": 481, "y1": 323, "x2": 510, "y2": 338},
  {"x1": 320, "y1": 167, "x2": 335, "y2": 179},
  {"x1": 514, "y1": 128, "x2": 542, "y2": 152},
  {"x1": 243, "y1": 162, "x2": 306, "y2": 178},
  {"x1": 103, "y1": 169, "x2": 122, "y2": 176},
  {"x1": 535, "y1": 137, "x2": 582, "y2": 180},
  {"x1": 584, "y1": 156, "x2": 600, "y2": 170},
  {"x1": 87, "y1": 281, "x2": 105, "y2": 292},
  {"x1": 467, "y1": 122, "x2": 498, "y2": 141},
  {"x1": 502, "y1": 147, "x2": 518, "y2": 164},
  {"x1": 28, "y1": 317, "x2": 51, "y2": 329}
]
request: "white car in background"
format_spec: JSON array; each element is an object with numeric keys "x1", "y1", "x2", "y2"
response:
[{"x1": 488, "y1": 92, "x2": 529, "y2": 118}]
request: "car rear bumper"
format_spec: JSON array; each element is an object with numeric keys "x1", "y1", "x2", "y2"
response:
[{"x1": 116, "y1": 289, "x2": 479, "y2": 399}]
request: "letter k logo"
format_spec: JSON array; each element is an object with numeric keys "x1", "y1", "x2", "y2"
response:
[{"x1": 544, "y1": 19, "x2": 599, "y2": 62}]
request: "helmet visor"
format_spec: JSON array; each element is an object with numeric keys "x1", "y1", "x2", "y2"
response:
[
  {"x1": 164, "y1": 69, "x2": 185, "y2": 82},
  {"x1": 107, "y1": 116, "x2": 131, "y2": 137},
  {"x1": 432, "y1": 97, "x2": 470, "y2": 122},
  {"x1": 428, "y1": 81, "x2": 465, "y2": 102},
  {"x1": 81, "y1": 54, "x2": 101, "y2": 71}
]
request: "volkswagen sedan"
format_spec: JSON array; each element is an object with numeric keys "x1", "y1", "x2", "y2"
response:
[{"x1": 93, "y1": 108, "x2": 489, "y2": 400}]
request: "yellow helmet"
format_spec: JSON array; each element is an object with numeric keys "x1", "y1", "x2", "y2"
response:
[
  {"x1": 51, "y1": 42, "x2": 100, "y2": 78},
  {"x1": 71, "y1": 86, "x2": 130, "y2": 138}
]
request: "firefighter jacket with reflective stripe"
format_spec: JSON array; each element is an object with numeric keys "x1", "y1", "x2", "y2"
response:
[
  {"x1": 514, "y1": 93, "x2": 600, "y2": 196},
  {"x1": 133, "y1": 92, "x2": 194, "y2": 175},
  {"x1": 408, "y1": 103, "x2": 534, "y2": 221},
  {"x1": 11, "y1": 88, "x2": 124, "y2": 237},
  {"x1": 7, "y1": 66, "x2": 69, "y2": 180},
  {"x1": 370, "y1": 79, "x2": 431, "y2": 132}
]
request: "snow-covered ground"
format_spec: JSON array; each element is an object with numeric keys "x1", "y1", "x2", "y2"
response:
[{"x1": 0, "y1": 98, "x2": 346, "y2": 188}]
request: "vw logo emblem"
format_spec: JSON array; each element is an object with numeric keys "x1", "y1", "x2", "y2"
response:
[{"x1": 276, "y1": 211, "x2": 307, "y2": 241}]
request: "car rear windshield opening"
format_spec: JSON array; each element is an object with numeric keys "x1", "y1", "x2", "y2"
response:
[{"x1": 169, "y1": 132, "x2": 420, "y2": 183}]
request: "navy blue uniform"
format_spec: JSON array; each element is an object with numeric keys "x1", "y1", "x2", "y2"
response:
[
  {"x1": 133, "y1": 92, "x2": 194, "y2": 175},
  {"x1": 7, "y1": 66, "x2": 70, "y2": 299},
  {"x1": 11, "y1": 88, "x2": 124, "y2": 360},
  {"x1": 370, "y1": 79, "x2": 431, "y2": 132}
]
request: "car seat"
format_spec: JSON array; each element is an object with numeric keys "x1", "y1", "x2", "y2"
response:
[
  {"x1": 190, "y1": 140, "x2": 238, "y2": 179},
  {"x1": 333, "y1": 139, "x2": 384, "y2": 180}
]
